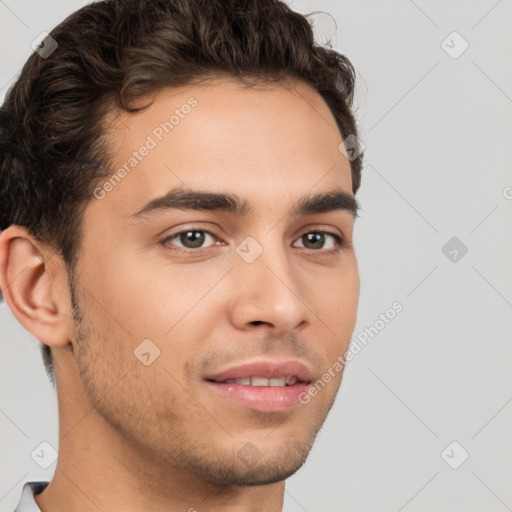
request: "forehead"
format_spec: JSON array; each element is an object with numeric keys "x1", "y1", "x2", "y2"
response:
[{"x1": 92, "y1": 77, "x2": 353, "y2": 220}]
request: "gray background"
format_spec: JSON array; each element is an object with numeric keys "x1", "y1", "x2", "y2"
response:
[{"x1": 1, "y1": 0, "x2": 511, "y2": 510}]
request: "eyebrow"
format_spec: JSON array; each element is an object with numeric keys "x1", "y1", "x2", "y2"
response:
[{"x1": 130, "y1": 187, "x2": 360, "y2": 220}]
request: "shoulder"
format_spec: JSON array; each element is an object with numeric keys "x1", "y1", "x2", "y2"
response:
[{"x1": 13, "y1": 481, "x2": 49, "y2": 512}]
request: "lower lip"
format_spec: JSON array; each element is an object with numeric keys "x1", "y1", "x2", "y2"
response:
[{"x1": 205, "y1": 381, "x2": 309, "y2": 413}]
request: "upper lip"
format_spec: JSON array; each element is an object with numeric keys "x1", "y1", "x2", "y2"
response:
[{"x1": 205, "y1": 360, "x2": 314, "y2": 383}]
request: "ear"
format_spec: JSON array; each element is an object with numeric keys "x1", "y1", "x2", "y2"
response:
[{"x1": 0, "y1": 225, "x2": 73, "y2": 349}]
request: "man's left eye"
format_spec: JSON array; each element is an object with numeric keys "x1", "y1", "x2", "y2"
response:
[{"x1": 293, "y1": 231, "x2": 342, "y2": 251}]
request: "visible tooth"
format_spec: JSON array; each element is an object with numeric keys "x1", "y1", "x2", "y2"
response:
[
  {"x1": 251, "y1": 377, "x2": 270, "y2": 386},
  {"x1": 223, "y1": 377, "x2": 295, "y2": 386}
]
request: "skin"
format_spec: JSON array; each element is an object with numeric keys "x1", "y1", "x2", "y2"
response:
[{"x1": 0, "y1": 77, "x2": 359, "y2": 512}]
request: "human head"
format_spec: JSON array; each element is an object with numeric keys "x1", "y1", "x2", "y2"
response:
[{"x1": 0, "y1": 0, "x2": 363, "y2": 489}]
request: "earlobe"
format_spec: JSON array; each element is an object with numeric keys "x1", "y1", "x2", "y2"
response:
[{"x1": 0, "y1": 226, "x2": 72, "y2": 349}]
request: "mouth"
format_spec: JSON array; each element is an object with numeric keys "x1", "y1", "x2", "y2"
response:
[
  {"x1": 210, "y1": 375, "x2": 302, "y2": 386},
  {"x1": 204, "y1": 360, "x2": 313, "y2": 413}
]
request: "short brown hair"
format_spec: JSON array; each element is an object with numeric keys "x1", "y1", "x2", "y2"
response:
[{"x1": 0, "y1": 0, "x2": 363, "y2": 386}]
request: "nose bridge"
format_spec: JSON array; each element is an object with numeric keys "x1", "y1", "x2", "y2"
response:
[{"x1": 229, "y1": 233, "x2": 309, "y2": 330}]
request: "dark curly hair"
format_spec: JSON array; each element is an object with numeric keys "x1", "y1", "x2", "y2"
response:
[{"x1": 0, "y1": 0, "x2": 363, "y2": 386}]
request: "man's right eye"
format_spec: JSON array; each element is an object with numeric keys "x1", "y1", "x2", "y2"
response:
[{"x1": 162, "y1": 229, "x2": 220, "y2": 251}]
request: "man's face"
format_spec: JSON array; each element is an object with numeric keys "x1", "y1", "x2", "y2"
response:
[{"x1": 67, "y1": 77, "x2": 359, "y2": 485}]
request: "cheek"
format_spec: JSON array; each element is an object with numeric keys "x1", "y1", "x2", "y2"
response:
[
  {"x1": 82, "y1": 236, "x2": 223, "y2": 334},
  {"x1": 316, "y1": 260, "x2": 360, "y2": 351},
  {"x1": 319, "y1": 256, "x2": 359, "y2": 310},
  {"x1": 117, "y1": 259, "x2": 228, "y2": 369}
]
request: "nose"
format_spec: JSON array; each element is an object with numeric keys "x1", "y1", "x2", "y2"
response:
[{"x1": 228, "y1": 239, "x2": 310, "y2": 335}]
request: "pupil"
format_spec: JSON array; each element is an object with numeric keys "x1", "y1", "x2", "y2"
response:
[
  {"x1": 182, "y1": 230, "x2": 205, "y2": 248},
  {"x1": 304, "y1": 232, "x2": 324, "y2": 249}
]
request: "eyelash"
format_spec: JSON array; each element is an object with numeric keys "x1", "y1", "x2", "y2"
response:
[{"x1": 161, "y1": 228, "x2": 349, "y2": 254}]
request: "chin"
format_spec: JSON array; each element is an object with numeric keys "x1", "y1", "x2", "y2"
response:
[{"x1": 185, "y1": 437, "x2": 314, "y2": 487}]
